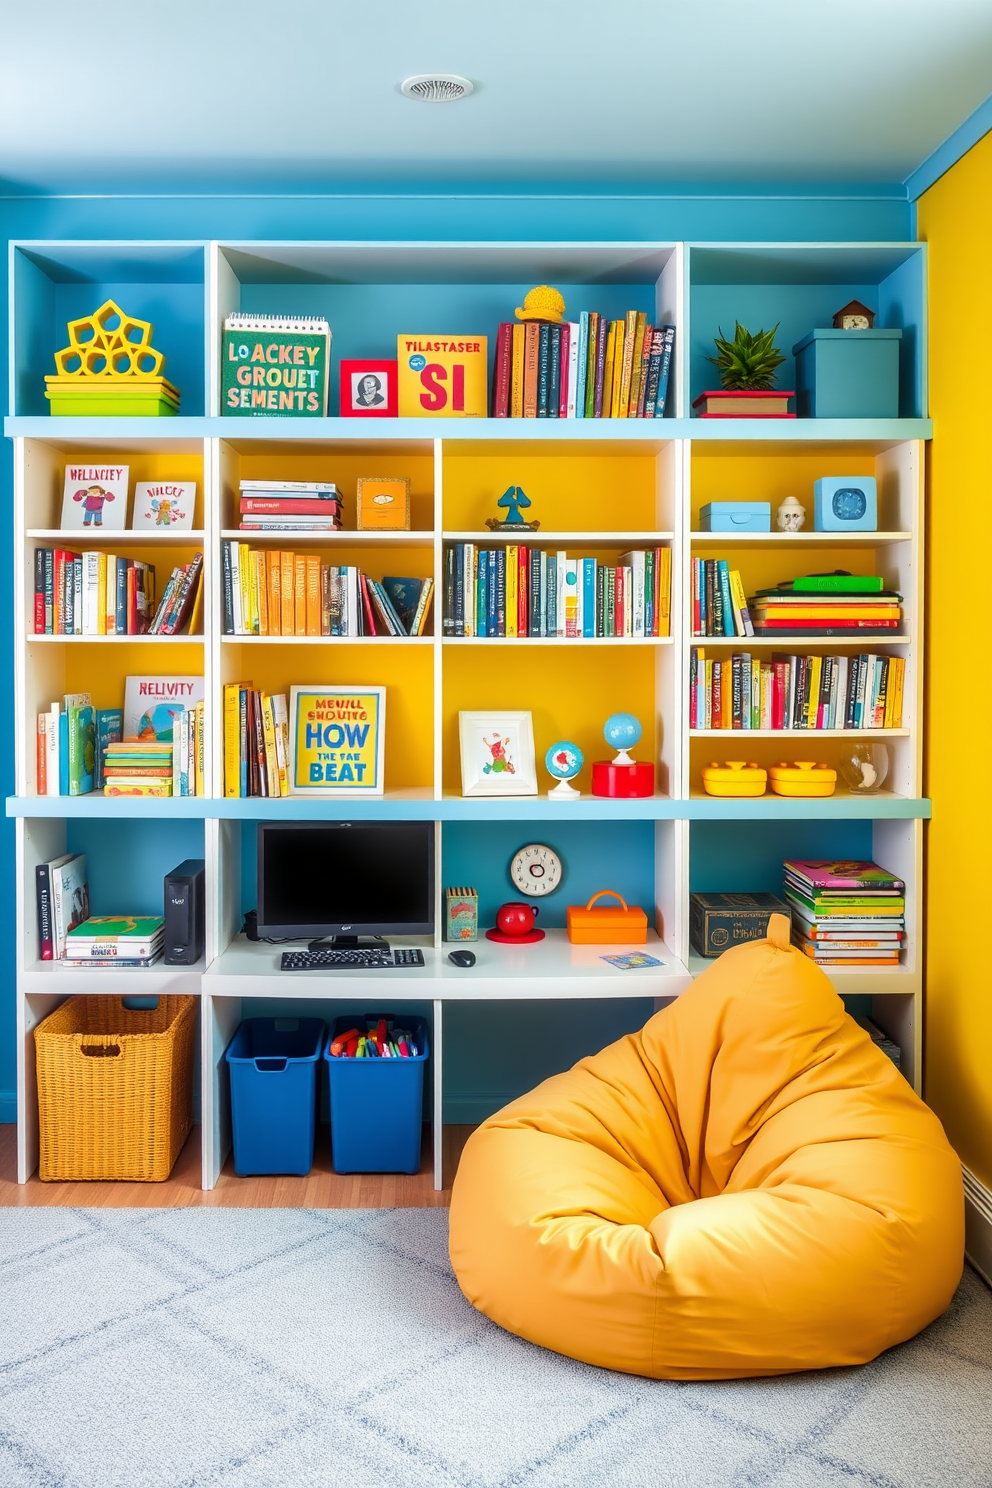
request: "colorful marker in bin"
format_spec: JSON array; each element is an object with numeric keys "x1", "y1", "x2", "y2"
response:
[{"x1": 328, "y1": 1022, "x2": 418, "y2": 1058}]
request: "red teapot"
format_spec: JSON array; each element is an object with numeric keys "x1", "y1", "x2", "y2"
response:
[{"x1": 486, "y1": 901, "x2": 545, "y2": 944}]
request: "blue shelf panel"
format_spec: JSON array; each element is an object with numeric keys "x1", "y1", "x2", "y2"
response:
[
  {"x1": 7, "y1": 794, "x2": 932, "y2": 822},
  {"x1": 4, "y1": 416, "x2": 933, "y2": 444}
]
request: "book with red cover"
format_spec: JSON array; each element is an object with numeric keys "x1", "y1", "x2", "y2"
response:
[
  {"x1": 492, "y1": 322, "x2": 512, "y2": 417},
  {"x1": 240, "y1": 498, "x2": 342, "y2": 514}
]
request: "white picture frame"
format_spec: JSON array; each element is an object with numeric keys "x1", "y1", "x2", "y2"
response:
[{"x1": 458, "y1": 710, "x2": 537, "y2": 796}]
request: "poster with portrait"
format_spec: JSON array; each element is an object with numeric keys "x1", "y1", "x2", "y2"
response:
[{"x1": 339, "y1": 359, "x2": 398, "y2": 417}]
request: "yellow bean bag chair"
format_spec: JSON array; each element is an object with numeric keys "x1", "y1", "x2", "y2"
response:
[{"x1": 449, "y1": 914, "x2": 963, "y2": 1379}]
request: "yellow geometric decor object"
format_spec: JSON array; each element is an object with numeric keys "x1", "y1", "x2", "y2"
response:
[{"x1": 51, "y1": 299, "x2": 166, "y2": 380}]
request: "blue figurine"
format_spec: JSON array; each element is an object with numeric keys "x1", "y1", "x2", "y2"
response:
[{"x1": 486, "y1": 485, "x2": 540, "y2": 532}]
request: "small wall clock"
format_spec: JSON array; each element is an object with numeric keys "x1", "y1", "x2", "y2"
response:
[{"x1": 510, "y1": 843, "x2": 563, "y2": 897}]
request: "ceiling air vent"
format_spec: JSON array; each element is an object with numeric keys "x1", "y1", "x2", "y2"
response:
[{"x1": 400, "y1": 74, "x2": 474, "y2": 103}]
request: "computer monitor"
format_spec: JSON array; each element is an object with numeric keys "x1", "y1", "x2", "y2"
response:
[{"x1": 255, "y1": 821, "x2": 435, "y2": 944}]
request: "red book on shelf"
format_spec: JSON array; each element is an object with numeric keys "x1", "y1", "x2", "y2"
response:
[
  {"x1": 558, "y1": 322, "x2": 570, "y2": 418},
  {"x1": 239, "y1": 497, "x2": 342, "y2": 515},
  {"x1": 359, "y1": 572, "x2": 378, "y2": 635},
  {"x1": 492, "y1": 322, "x2": 512, "y2": 417},
  {"x1": 517, "y1": 545, "x2": 528, "y2": 636}
]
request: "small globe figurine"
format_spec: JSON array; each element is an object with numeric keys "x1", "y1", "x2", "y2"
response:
[
  {"x1": 604, "y1": 712, "x2": 642, "y2": 765},
  {"x1": 545, "y1": 740, "x2": 583, "y2": 801}
]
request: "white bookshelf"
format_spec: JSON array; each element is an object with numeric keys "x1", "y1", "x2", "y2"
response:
[{"x1": 7, "y1": 237, "x2": 930, "y2": 1191}]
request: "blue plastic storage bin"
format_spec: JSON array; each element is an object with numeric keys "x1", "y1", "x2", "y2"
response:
[
  {"x1": 225, "y1": 1017, "x2": 324, "y2": 1176},
  {"x1": 699, "y1": 501, "x2": 771, "y2": 532},
  {"x1": 792, "y1": 328, "x2": 902, "y2": 419},
  {"x1": 325, "y1": 1015, "x2": 429, "y2": 1174}
]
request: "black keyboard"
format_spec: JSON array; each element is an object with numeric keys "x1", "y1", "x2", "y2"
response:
[{"x1": 280, "y1": 947, "x2": 426, "y2": 971}]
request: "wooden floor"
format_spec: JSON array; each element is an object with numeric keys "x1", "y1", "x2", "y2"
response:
[{"x1": 0, "y1": 1124, "x2": 475, "y2": 1208}]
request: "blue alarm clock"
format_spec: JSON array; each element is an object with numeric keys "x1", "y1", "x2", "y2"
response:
[{"x1": 813, "y1": 476, "x2": 877, "y2": 532}]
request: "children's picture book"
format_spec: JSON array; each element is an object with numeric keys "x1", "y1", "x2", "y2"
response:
[
  {"x1": 123, "y1": 676, "x2": 205, "y2": 741},
  {"x1": 94, "y1": 707, "x2": 123, "y2": 789},
  {"x1": 60, "y1": 464, "x2": 129, "y2": 531},
  {"x1": 221, "y1": 313, "x2": 331, "y2": 417},
  {"x1": 397, "y1": 335, "x2": 488, "y2": 418},
  {"x1": 131, "y1": 481, "x2": 196, "y2": 530},
  {"x1": 289, "y1": 686, "x2": 385, "y2": 794},
  {"x1": 64, "y1": 692, "x2": 95, "y2": 796},
  {"x1": 784, "y1": 859, "x2": 905, "y2": 891},
  {"x1": 66, "y1": 916, "x2": 165, "y2": 960}
]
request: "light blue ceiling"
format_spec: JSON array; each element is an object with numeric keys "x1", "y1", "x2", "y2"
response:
[{"x1": 2, "y1": 0, "x2": 991, "y2": 194}]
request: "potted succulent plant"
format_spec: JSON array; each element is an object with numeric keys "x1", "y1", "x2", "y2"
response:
[{"x1": 693, "y1": 322, "x2": 794, "y2": 418}]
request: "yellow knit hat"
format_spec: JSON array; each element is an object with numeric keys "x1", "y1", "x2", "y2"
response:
[{"x1": 514, "y1": 286, "x2": 566, "y2": 324}]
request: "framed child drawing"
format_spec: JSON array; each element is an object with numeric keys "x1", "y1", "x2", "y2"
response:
[
  {"x1": 458, "y1": 711, "x2": 537, "y2": 796},
  {"x1": 289, "y1": 686, "x2": 385, "y2": 794}
]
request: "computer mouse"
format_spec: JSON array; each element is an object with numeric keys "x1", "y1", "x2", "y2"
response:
[{"x1": 448, "y1": 949, "x2": 476, "y2": 968}]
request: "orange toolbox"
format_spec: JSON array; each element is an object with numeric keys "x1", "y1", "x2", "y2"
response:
[{"x1": 566, "y1": 890, "x2": 648, "y2": 945}]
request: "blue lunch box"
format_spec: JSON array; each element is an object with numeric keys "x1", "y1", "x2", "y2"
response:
[{"x1": 699, "y1": 502, "x2": 771, "y2": 532}]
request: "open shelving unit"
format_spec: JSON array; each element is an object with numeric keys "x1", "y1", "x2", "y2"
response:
[{"x1": 6, "y1": 238, "x2": 930, "y2": 1193}]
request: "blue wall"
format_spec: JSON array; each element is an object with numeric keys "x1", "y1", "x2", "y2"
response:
[{"x1": 0, "y1": 182, "x2": 913, "y2": 1121}]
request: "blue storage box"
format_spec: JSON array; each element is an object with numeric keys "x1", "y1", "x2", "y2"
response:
[
  {"x1": 813, "y1": 476, "x2": 878, "y2": 532},
  {"x1": 699, "y1": 502, "x2": 771, "y2": 532},
  {"x1": 325, "y1": 1016, "x2": 429, "y2": 1174},
  {"x1": 225, "y1": 1016, "x2": 324, "y2": 1176},
  {"x1": 792, "y1": 328, "x2": 902, "y2": 419}
]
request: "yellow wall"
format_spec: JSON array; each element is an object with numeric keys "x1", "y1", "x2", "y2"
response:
[{"x1": 917, "y1": 135, "x2": 992, "y2": 1186}]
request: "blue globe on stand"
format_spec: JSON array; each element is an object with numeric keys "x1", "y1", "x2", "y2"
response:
[
  {"x1": 545, "y1": 740, "x2": 583, "y2": 801},
  {"x1": 604, "y1": 712, "x2": 642, "y2": 759}
]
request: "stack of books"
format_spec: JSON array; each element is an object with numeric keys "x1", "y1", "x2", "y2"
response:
[
  {"x1": 749, "y1": 575, "x2": 902, "y2": 637},
  {"x1": 690, "y1": 649, "x2": 906, "y2": 730},
  {"x1": 223, "y1": 685, "x2": 290, "y2": 798},
  {"x1": 443, "y1": 545, "x2": 671, "y2": 638},
  {"x1": 238, "y1": 479, "x2": 342, "y2": 532},
  {"x1": 784, "y1": 858, "x2": 906, "y2": 966},
  {"x1": 102, "y1": 740, "x2": 173, "y2": 797},
  {"x1": 222, "y1": 542, "x2": 433, "y2": 637},
  {"x1": 691, "y1": 559, "x2": 753, "y2": 637},
  {"x1": 62, "y1": 915, "x2": 165, "y2": 970},
  {"x1": 491, "y1": 315, "x2": 674, "y2": 419},
  {"x1": 34, "y1": 548, "x2": 155, "y2": 635},
  {"x1": 147, "y1": 553, "x2": 203, "y2": 635}
]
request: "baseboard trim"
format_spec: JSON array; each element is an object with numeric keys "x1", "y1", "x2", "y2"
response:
[
  {"x1": 964, "y1": 1166, "x2": 992, "y2": 1288},
  {"x1": 0, "y1": 1091, "x2": 15, "y2": 1125}
]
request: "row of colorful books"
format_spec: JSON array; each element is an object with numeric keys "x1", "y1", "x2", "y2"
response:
[
  {"x1": 236, "y1": 478, "x2": 342, "y2": 533},
  {"x1": 223, "y1": 685, "x2": 291, "y2": 797},
  {"x1": 491, "y1": 316, "x2": 675, "y2": 419},
  {"x1": 442, "y1": 545, "x2": 672, "y2": 638},
  {"x1": 32, "y1": 548, "x2": 202, "y2": 636},
  {"x1": 222, "y1": 542, "x2": 433, "y2": 637},
  {"x1": 690, "y1": 650, "x2": 906, "y2": 730},
  {"x1": 785, "y1": 857, "x2": 905, "y2": 966},
  {"x1": 36, "y1": 677, "x2": 207, "y2": 796}
]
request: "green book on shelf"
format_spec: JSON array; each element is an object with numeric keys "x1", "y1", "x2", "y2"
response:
[
  {"x1": 221, "y1": 314, "x2": 330, "y2": 417},
  {"x1": 790, "y1": 574, "x2": 885, "y2": 594},
  {"x1": 67, "y1": 915, "x2": 165, "y2": 944}
]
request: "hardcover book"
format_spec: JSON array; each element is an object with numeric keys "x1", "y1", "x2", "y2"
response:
[
  {"x1": 221, "y1": 313, "x2": 330, "y2": 417},
  {"x1": 396, "y1": 335, "x2": 487, "y2": 418},
  {"x1": 289, "y1": 686, "x2": 385, "y2": 794},
  {"x1": 123, "y1": 676, "x2": 205, "y2": 741},
  {"x1": 131, "y1": 481, "x2": 196, "y2": 530},
  {"x1": 60, "y1": 464, "x2": 129, "y2": 531}
]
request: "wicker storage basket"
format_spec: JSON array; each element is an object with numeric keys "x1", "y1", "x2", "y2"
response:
[{"x1": 34, "y1": 994, "x2": 197, "y2": 1181}]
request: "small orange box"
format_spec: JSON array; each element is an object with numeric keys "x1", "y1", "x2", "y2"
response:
[
  {"x1": 357, "y1": 476, "x2": 411, "y2": 531},
  {"x1": 566, "y1": 890, "x2": 648, "y2": 945}
]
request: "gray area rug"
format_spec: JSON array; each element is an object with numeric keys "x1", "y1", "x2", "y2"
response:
[{"x1": 0, "y1": 1208, "x2": 989, "y2": 1488}]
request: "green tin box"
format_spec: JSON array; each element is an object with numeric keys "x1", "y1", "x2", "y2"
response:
[{"x1": 690, "y1": 891, "x2": 790, "y2": 957}]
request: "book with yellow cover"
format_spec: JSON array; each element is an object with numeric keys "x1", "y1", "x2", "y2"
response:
[
  {"x1": 396, "y1": 335, "x2": 487, "y2": 418},
  {"x1": 280, "y1": 552, "x2": 294, "y2": 635},
  {"x1": 223, "y1": 682, "x2": 245, "y2": 797},
  {"x1": 601, "y1": 322, "x2": 618, "y2": 419},
  {"x1": 628, "y1": 312, "x2": 647, "y2": 418},
  {"x1": 305, "y1": 556, "x2": 321, "y2": 636},
  {"x1": 506, "y1": 545, "x2": 518, "y2": 638},
  {"x1": 618, "y1": 309, "x2": 639, "y2": 417},
  {"x1": 260, "y1": 694, "x2": 280, "y2": 796},
  {"x1": 510, "y1": 324, "x2": 525, "y2": 418}
]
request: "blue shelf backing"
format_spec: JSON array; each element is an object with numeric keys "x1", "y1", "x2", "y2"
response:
[{"x1": 7, "y1": 795, "x2": 932, "y2": 822}]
